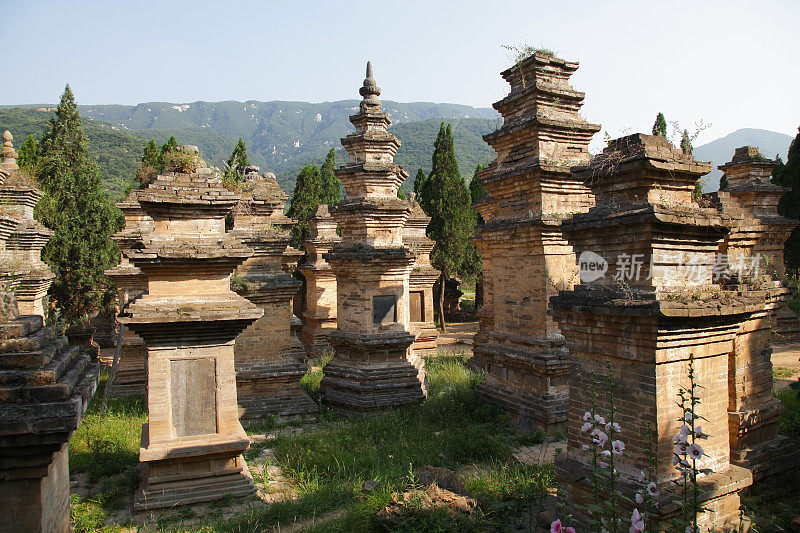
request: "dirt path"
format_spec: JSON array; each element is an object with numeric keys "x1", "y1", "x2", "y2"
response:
[
  {"x1": 435, "y1": 321, "x2": 478, "y2": 355},
  {"x1": 773, "y1": 341, "x2": 800, "y2": 390}
]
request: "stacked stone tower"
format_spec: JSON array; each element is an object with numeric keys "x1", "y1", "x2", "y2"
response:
[
  {"x1": 119, "y1": 146, "x2": 262, "y2": 510},
  {"x1": 229, "y1": 169, "x2": 318, "y2": 424},
  {"x1": 104, "y1": 190, "x2": 151, "y2": 397},
  {"x1": 0, "y1": 131, "x2": 100, "y2": 532},
  {"x1": 320, "y1": 62, "x2": 426, "y2": 411},
  {"x1": 712, "y1": 146, "x2": 800, "y2": 480},
  {"x1": 470, "y1": 52, "x2": 600, "y2": 431},
  {"x1": 403, "y1": 195, "x2": 439, "y2": 356},
  {"x1": 299, "y1": 205, "x2": 340, "y2": 356},
  {"x1": 551, "y1": 134, "x2": 760, "y2": 529}
]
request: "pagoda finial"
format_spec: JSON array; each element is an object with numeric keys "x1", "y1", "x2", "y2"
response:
[
  {"x1": 359, "y1": 60, "x2": 381, "y2": 103},
  {"x1": 2, "y1": 130, "x2": 19, "y2": 170}
]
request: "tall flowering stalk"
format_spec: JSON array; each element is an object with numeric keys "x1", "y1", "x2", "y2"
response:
[{"x1": 671, "y1": 354, "x2": 711, "y2": 532}]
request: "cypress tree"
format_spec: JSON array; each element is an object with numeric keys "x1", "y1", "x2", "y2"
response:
[
  {"x1": 17, "y1": 134, "x2": 39, "y2": 177},
  {"x1": 719, "y1": 174, "x2": 728, "y2": 191},
  {"x1": 413, "y1": 167, "x2": 426, "y2": 196},
  {"x1": 159, "y1": 135, "x2": 178, "y2": 166},
  {"x1": 778, "y1": 127, "x2": 800, "y2": 274},
  {"x1": 681, "y1": 129, "x2": 693, "y2": 156},
  {"x1": 136, "y1": 139, "x2": 160, "y2": 188},
  {"x1": 470, "y1": 164, "x2": 487, "y2": 225},
  {"x1": 420, "y1": 123, "x2": 479, "y2": 331},
  {"x1": 287, "y1": 164, "x2": 323, "y2": 248},
  {"x1": 652, "y1": 112, "x2": 668, "y2": 138},
  {"x1": 224, "y1": 138, "x2": 250, "y2": 183},
  {"x1": 35, "y1": 85, "x2": 122, "y2": 324},
  {"x1": 318, "y1": 148, "x2": 342, "y2": 205}
]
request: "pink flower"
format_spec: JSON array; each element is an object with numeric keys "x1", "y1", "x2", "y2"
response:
[
  {"x1": 605, "y1": 421, "x2": 621, "y2": 433},
  {"x1": 629, "y1": 509, "x2": 645, "y2": 533},
  {"x1": 684, "y1": 412, "x2": 693, "y2": 422},
  {"x1": 635, "y1": 492, "x2": 644, "y2": 504},
  {"x1": 688, "y1": 443, "x2": 704, "y2": 460},
  {"x1": 595, "y1": 414, "x2": 606, "y2": 425},
  {"x1": 583, "y1": 411, "x2": 593, "y2": 421},
  {"x1": 675, "y1": 442, "x2": 688, "y2": 455},
  {"x1": 550, "y1": 519, "x2": 562, "y2": 533},
  {"x1": 612, "y1": 440, "x2": 625, "y2": 454},
  {"x1": 581, "y1": 422, "x2": 593, "y2": 433},
  {"x1": 671, "y1": 455, "x2": 680, "y2": 466},
  {"x1": 565, "y1": 528, "x2": 576, "y2": 533},
  {"x1": 582, "y1": 444, "x2": 590, "y2": 451},
  {"x1": 601, "y1": 449, "x2": 611, "y2": 457},
  {"x1": 647, "y1": 481, "x2": 660, "y2": 497},
  {"x1": 680, "y1": 424, "x2": 692, "y2": 436},
  {"x1": 591, "y1": 428, "x2": 608, "y2": 447},
  {"x1": 695, "y1": 426, "x2": 708, "y2": 439},
  {"x1": 599, "y1": 461, "x2": 609, "y2": 469},
  {"x1": 638, "y1": 470, "x2": 647, "y2": 483}
]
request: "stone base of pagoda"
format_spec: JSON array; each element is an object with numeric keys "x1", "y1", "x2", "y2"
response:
[
  {"x1": 321, "y1": 330, "x2": 425, "y2": 412},
  {"x1": 732, "y1": 434, "x2": 800, "y2": 483},
  {"x1": 0, "y1": 443, "x2": 71, "y2": 533},
  {"x1": 236, "y1": 358, "x2": 318, "y2": 426},
  {"x1": 409, "y1": 322, "x2": 439, "y2": 356},
  {"x1": 470, "y1": 335, "x2": 569, "y2": 433},
  {"x1": 554, "y1": 455, "x2": 753, "y2": 531},
  {"x1": 773, "y1": 302, "x2": 800, "y2": 343},
  {"x1": 108, "y1": 332, "x2": 147, "y2": 398},
  {"x1": 300, "y1": 313, "x2": 337, "y2": 356},
  {"x1": 133, "y1": 424, "x2": 255, "y2": 511}
]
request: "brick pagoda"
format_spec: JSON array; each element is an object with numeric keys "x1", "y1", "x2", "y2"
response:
[
  {"x1": 403, "y1": 194, "x2": 439, "y2": 356},
  {"x1": 320, "y1": 62, "x2": 426, "y2": 411},
  {"x1": 104, "y1": 190, "x2": 151, "y2": 397},
  {"x1": 712, "y1": 146, "x2": 800, "y2": 480},
  {"x1": 299, "y1": 205, "x2": 340, "y2": 356},
  {"x1": 0, "y1": 131, "x2": 100, "y2": 532},
  {"x1": 119, "y1": 146, "x2": 262, "y2": 510},
  {"x1": 229, "y1": 168, "x2": 317, "y2": 424},
  {"x1": 551, "y1": 134, "x2": 760, "y2": 529},
  {"x1": 470, "y1": 52, "x2": 600, "y2": 432}
]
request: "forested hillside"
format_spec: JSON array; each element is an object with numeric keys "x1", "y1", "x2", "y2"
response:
[{"x1": 1, "y1": 102, "x2": 501, "y2": 195}]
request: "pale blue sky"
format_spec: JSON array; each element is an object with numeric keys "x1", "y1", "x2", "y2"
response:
[{"x1": 2, "y1": 0, "x2": 798, "y2": 146}]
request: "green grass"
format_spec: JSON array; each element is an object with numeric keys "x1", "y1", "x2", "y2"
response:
[
  {"x1": 71, "y1": 356, "x2": 558, "y2": 532},
  {"x1": 69, "y1": 371, "x2": 146, "y2": 530},
  {"x1": 776, "y1": 387, "x2": 800, "y2": 443},
  {"x1": 300, "y1": 353, "x2": 332, "y2": 403},
  {"x1": 743, "y1": 471, "x2": 800, "y2": 532},
  {"x1": 773, "y1": 366, "x2": 797, "y2": 379},
  {"x1": 788, "y1": 298, "x2": 800, "y2": 315}
]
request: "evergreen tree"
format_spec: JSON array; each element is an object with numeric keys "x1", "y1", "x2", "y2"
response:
[
  {"x1": 680, "y1": 129, "x2": 693, "y2": 156},
  {"x1": 224, "y1": 138, "x2": 249, "y2": 183},
  {"x1": 17, "y1": 134, "x2": 39, "y2": 176},
  {"x1": 287, "y1": 164, "x2": 323, "y2": 248},
  {"x1": 719, "y1": 174, "x2": 728, "y2": 191},
  {"x1": 159, "y1": 135, "x2": 178, "y2": 166},
  {"x1": 420, "y1": 123, "x2": 479, "y2": 331},
  {"x1": 35, "y1": 85, "x2": 122, "y2": 324},
  {"x1": 470, "y1": 164, "x2": 487, "y2": 225},
  {"x1": 652, "y1": 112, "x2": 668, "y2": 138},
  {"x1": 413, "y1": 167, "x2": 426, "y2": 196},
  {"x1": 397, "y1": 188, "x2": 407, "y2": 200},
  {"x1": 772, "y1": 154, "x2": 788, "y2": 186},
  {"x1": 778, "y1": 127, "x2": 800, "y2": 274},
  {"x1": 136, "y1": 139, "x2": 160, "y2": 188},
  {"x1": 318, "y1": 148, "x2": 342, "y2": 205}
]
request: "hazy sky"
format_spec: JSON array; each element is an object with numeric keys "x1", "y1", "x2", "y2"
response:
[{"x1": 2, "y1": 0, "x2": 798, "y2": 146}]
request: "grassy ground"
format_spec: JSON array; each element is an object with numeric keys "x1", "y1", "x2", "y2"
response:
[
  {"x1": 69, "y1": 358, "x2": 800, "y2": 532},
  {"x1": 69, "y1": 370, "x2": 147, "y2": 532}
]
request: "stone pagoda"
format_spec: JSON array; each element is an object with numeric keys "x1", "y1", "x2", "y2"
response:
[
  {"x1": 470, "y1": 52, "x2": 600, "y2": 432},
  {"x1": 320, "y1": 62, "x2": 426, "y2": 411},
  {"x1": 119, "y1": 146, "x2": 262, "y2": 510},
  {"x1": 403, "y1": 194, "x2": 439, "y2": 356},
  {"x1": 711, "y1": 146, "x2": 800, "y2": 480},
  {"x1": 104, "y1": 190, "x2": 151, "y2": 397},
  {"x1": 299, "y1": 205, "x2": 340, "y2": 356},
  {"x1": 550, "y1": 134, "x2": 761, "y2": 529},
  {"x1": 229, "y1": 168, "x2": 317, "y2": 425},
  {"x1": 0, "y1": 131, "x2": 99, "y2": 532}
]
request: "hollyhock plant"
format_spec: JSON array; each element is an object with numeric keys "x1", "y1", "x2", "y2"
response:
[{"x1": 611, "y1": 440, "x2": 625, "y2": 454}]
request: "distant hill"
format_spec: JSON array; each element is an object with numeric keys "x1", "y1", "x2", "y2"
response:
[
  {"x1": 0, "y1": 107, "x2": 147, "y2": 197},
  {"x1": 0, "y1": 100, "x2": 500, "y2": 195},
  {"x1": 694, "y1": 128, "x2": 794, "y2": 192}
]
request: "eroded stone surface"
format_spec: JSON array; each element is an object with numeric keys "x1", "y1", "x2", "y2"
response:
[
  {"x1": 470, "y1": 52, "x2": 600, "y2": 433},
  {"x1": 320, "y1": 62, "x2": 425, "y2": 411}
]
